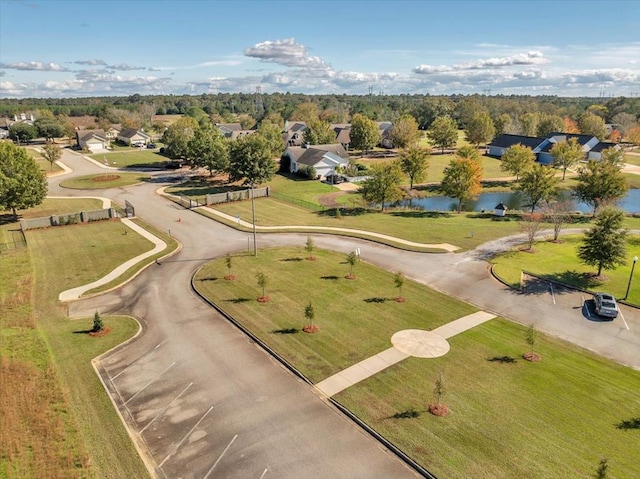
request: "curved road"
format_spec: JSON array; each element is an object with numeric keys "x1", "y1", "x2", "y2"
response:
[{"x1": 50, "y1": 150, "x2": 640, "y2": 479}]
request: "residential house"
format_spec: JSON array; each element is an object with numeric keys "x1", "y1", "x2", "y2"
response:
[
  {"x1": 76, "y1": 129, "x2": 109, "y2": 152},
  {"x1": 283, "y1": 121, "x2": 307, "y2": 146},
  {"x1": 377, "y1": 121, "x2": 394, "y2": 148},
  {"x1": 283, "y1": 143, "x2": 349, "y2": 179},
  {"x1": 105, "y1": 124, "x2": 122, "y2": 140},
  {"x1": 117, "y1": 128, "x2": 151, "y2": 146},
  {"x1": 216, "y1": 123, "x2": 243, "y2": 138},
  {"x1": 331, "y1": 123, "x2": 351, "y2": 149},
  {"x1": 487, "y1": 132, "x2": 619, "y2": 165}
]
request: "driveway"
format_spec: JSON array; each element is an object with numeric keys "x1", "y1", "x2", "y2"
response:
[{"x1": 51, "y1": 150, "x2": 640, "y2": 479}]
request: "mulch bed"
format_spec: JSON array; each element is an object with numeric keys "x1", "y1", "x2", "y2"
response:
[
  {"x1": 92, "y1": 175, "x2": 120, "y2": 182},
  {"x1": 394, "y1": 297, "x2": 407, "y2": 303},
  {"x1": 88, "y1": 327, "x2": 112, "y2": 337},
  {"x1": 302, "y1": 324, "x2": 320, "y2": 333},
  {"x1": 224, "y1": 275, "x2": 236, "y2": 280},
  {"x1": 257, "y1": 296, "x2": 271, "y2": 303},
  {"x1": 345, "y1": 274, "x2": 357, "y2": 280},
  {"x1": 305, "y1": 256, "x2": 316, "y2": 261},
  {"x1": 523, "y1": 352, "x2": 541, "y2": 362},
  {"x1": 428, "y1": 403, "x2": 449, "y2": 417}
]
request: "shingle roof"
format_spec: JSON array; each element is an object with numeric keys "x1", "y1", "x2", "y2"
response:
[
  {"x1": 77, "y1": 129, "x2": 107, "y2": 142},
  {"x1": 589, "y1": 142, "x2": 619, "y2": 153},
  {"x1": 487, "y1": 134, "x2": 546, "y2": 149},
  {"x1": 119, "y1": 128, "x2": 149, "y2": 139},
  {"x1": 547, "y1": 132, "x2": 596, "y2": 146},
  {"x1": 286, "y1": 143, "x2": 348, "y2": 162}
]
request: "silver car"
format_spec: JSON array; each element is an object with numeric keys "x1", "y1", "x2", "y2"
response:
[{"x1": 593, "y1": 293, "x2": 618, "y2": 319}]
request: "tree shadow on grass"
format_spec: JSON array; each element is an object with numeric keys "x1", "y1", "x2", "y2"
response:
[
  {"x1": 387, "y1": 408, "x2": 423, "y2": 419},
  {"x1": 225, "y1": 298, "x2": 251, "y2": 304},
  {"x1": 73, "y1": 329, "x2": 93, "y2": 334},
  {"x1": 320, "y1": 275, "x2": 339, "y2": 280},
  {"x1": 198, "y1": 277, "x2": 218, "y2": 281},
  {"x1": 549, "y1": 270, "x2": 603, "y2": 290},
  {"x1": 316, "y1": 207, "x2": 371, "y2": 218},
  {"x1": 488, "y1": 356, "x2": 518, "y2": 363},
  {"x1": 364, "y1": 297, "x2": 388, "y2": 303},
  {"x1": 271, "y1": 328, "x2": 299, "y2": 334},
  {"x1": 280, "y1": 257, "x2": 303, "y2": 262},
  {"x1": 616, "y1": 417, "x2": 640, "y2": 430},
  {"x1": 388, "y1": 210, "x2": 452, "y2": 219}
]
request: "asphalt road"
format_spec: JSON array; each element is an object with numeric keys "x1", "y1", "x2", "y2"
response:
[{"x1": 52, "y1": 150, "x2": 640, "y2": 478}]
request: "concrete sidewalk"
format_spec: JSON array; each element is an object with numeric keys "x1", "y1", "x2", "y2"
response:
[
  {"x1": 58, "y1": 218, "x2": 167, "y2": 302},
  {"x1": 316, "y1": 311, "x2": 496, "y2": 397}
]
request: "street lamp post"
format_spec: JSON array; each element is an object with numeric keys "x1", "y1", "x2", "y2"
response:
[{"x1": 623, "y1": 256, "x2": 638, "y2": 300}]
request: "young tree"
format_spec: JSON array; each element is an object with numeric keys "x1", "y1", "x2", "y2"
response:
[
  {"x1": 519, "y1": 112, "x2": 539, "y2": 137},
  {"x1": 305, "y1": 236, "x2": 315, "y2": 260},
  {"x1": 551, "y1": 137, "x2": 584, "y2": 180},
  {"x1": 92, "y1": 311, "x2": 104, "y2": 332},
  {"x1": 228, "y1": 134, "x2": 277, "y2": 256},
  {"x1": 600, "y1": 147, "x2": 624, "y2": 167},
  {"x1": 519, "y1": 213, "x2": 545, "y2": 250},
  {"x1": 0, "y1": 142, "x2": 48, "y2": 218},
  {"x1": 500, "y1": 144, "x2": 535, "y2": 180},
  {"x1": 578, "y1": 112, "x2": 607, "y2": 140},
  {"x1": 525, "y1": 324, "x2": 537, "y2": 356},
  {"x1": 594, "y1": 458, "x2": 609, "y2": 479},
  {"x1": 440, "y1": 157, "x2": 482, "y2": 213},
  {"x1": 303, "y1": 302, "x2": 317, "y2": 332},
  {"x1": 456, "y1": 145, "x2": 481, "y2": 162},
  {"x1": 578, "y1": 207, "x2": 627, "y2": 277},
  {"x1": 224, "y1": 254, "x2": 234, "y2": 280},
  {"x1": 345, "y1": 251, "x2": 359, "y2": 278},
  {"x1": 188, "y1": 124, "x2": 229, "y2": 176},
  {"x1": 465, "y1": 111, "x2": 495, "y2": 146},
  {"x1": 543, "y1": 199, "x2": 573, "y2": 242},
  {"x1": 350, "y1": 114, "x2": 381, "y2": 156},
  {"x1": 42, "y1": 143, "x2": 62, "y2": 171},
  {"x1": 360, "y1": 162, "x2": 404, "y2": 212},
  {"x1": 575, "y1": 160, "x2": 628, "y2": 214},
  {"x1": 303, "y1": 120, "x2": 337, "y2": 146},
  {"x1": 8, "y1": 122, "x2": 38, "y2": 144},
  {"x1": 256, "y1": 271, "x2": 268, "y2": 300},
  {"x1": 394, "y1": 272, "x2": 405, "y2": 301},
  {"x1": 398, "y1": 146, "x2": 429, "y2": 190},
  {"x1": 433, "y1": 372, "x2": 445, "y2": 404},
  {"x1": 515, "y1": 164, "x2": 559, "y2": 212},
  {"x1": 427, "y1": 116, "x2": 458, "y2": 154},
  {"x1": 389, "y1": 115, "x2": 420, "y2": 148}
]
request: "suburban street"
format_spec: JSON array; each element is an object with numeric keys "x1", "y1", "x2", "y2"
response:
[{"x1": 51, "y1": 150, "x2": 640, "y2": 478}]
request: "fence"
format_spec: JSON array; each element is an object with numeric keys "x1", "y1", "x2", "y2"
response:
[
  {"x1": 20, "y1": 208, "x2": 117, "y2": 231},
  {"x1": 0, "y1": 229, "x2": 27, "y2": 253},
  {"x1": 169, "y1": 187, "x2": 271, "y2": 209},
  {"x1": 270, "y1": 191, "x2": 325, "y2": 212}
]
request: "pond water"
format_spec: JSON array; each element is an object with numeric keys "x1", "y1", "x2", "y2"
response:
[{"x1": 400, "y1": 189, "x2": 640, "y2": 214}]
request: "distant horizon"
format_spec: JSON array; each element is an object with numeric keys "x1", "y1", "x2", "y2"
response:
[{"x1": 1, "y1": 0, "x2": 639, "y2": 99}]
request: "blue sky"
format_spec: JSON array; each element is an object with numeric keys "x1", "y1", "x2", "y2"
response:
[{"x1": 1, "y1": 0, "x2": 639, "y2": 98}]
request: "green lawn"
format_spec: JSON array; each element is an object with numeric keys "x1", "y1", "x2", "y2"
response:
[
  {"x1": 0, "y1": 213, "x2": 179, "y2": 478},
  {"x1": 624, "y1": 153, "x2": 640, "y2": 166},
  {"x1": 60, "y1": 172, "x2": 150, "y2": 189},
  {"x1": 194, "y1": 247, "x2": 640, "y2": 478},
  {"x1": 89, "y1": 150, "x2": 166, "y2": 168},
  {"x1": 491, "y1": 235, "x2": 640, "y2": 305}
]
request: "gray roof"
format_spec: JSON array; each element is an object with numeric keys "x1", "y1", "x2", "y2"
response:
[
  {"x1": 589, "y1": 142, "x2": 619, "y2": 153},
  {"x1": 286, "y1": 143, "x2": 349, "y2": 163},
  {"x1": 119, "y1": 128, "x2": 150, "y2": 139},
  {"x1": 77, "y1": 129, "x2": 107, "y2": 142},
  {"x1": 487, "y1": 134, "x2": 546, "y2": 150}
]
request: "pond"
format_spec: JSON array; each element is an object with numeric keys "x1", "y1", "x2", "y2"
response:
[{"x1": 400, "y1": 189, "x2": 640, "y2": 214}]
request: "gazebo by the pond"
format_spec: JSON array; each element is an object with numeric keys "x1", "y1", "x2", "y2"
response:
[{"x1": 494, "y1": 203, "x2": 508, "y2": 217}]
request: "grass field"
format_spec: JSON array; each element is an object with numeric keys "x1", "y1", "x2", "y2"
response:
[
  {"x1": 491, "y1": 235, "x2": 640, "y2": 305},
  {"x1": 88, "y1": 150, "x2": 166, "y2": 168},
  {"x1": 60, "y1": 172, "x2": 150, "y2": 189},
  {"x1": 194, "y1": 247, "x2": 640, "y2": 478},
  {"x1": 0, "y1": 213, "x2": 178, "y2": 478}
]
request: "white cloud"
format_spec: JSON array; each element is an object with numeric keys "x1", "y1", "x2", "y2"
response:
[
  {"x1": 413, "y1": 51, "x2": 547, "y2": 74},
  {"x1": 244, "y1": 37, "x2": 330, "y2": 69},
  {"x1": 0, "y1": 61, "x2": 68, "y2": 72}
]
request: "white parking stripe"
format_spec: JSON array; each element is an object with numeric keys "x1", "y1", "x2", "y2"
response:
[
  {"x1": 124, "y1": 361, "x2": 176, "y2": 405},
  {"x1": 140, "y1": 382, "x2": 193, "y2": 434},
  {"x1": 619, "y1": 310, "x2": 630, "y2": 331},
  {"x1": 160, "y1": 405, "x2": 215, "y2": 468},
  {"x1": 202, "y1": 434, "x2": 238, "y2": 479},
  {"x1": 259, "y1": 468, "x2": 269, "y2": 479},
  {"x1": 112, "y1": 342, "x2": 165, "y2": 380}
]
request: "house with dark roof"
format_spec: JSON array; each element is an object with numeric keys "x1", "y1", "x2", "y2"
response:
[
  {"x1": 377, "y1": 121, "x2": 394, "y2": 148},
  {"x1": 487, "y1": 132, "x2": 619, "y2": 165},
  {"x1": 283, "y1": 121, "x2": 307, "y2": 146},
  {"x1": 76, "y1": 129, "x2": 109, "y2": 152},
  {"x1": 216, "y1": 123, "x2": 243, "y2": 138},
  {"x1": 117, "y1": 128, "x2": 150, "y2": 146},
  {"x1": 283, "y1": 143, "x2": 349, "y2": 179}
]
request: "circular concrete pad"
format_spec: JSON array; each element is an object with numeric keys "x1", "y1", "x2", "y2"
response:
[{"x1": 391, "y1": 329, "x2": 450, "y2": 358}]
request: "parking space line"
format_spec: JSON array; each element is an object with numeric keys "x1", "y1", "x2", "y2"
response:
[
  {"x1": 140, "y1": 382, "x2": 193, "y2": 434},
  {"x1": 259, "y1": 468, "x2": 269, "y2": 479},
  {"x1": 549, "y1": 283, "x2": 556, "y2": 305},
  {"x1": 619, "y1": 310, "x2": 630, "y2": 331},
  {"x1": 112, "y1": 342, "x2": 166, "y2": 380},
  {"x1": 202, "y1": 434, "x2": 238, "y2": 479},
  {"x1": 160, "y1": 405, "x2": 215, "y2": 468},
  {"x1": 124, "y1": 361, "x2": 176, "y2": 405}
]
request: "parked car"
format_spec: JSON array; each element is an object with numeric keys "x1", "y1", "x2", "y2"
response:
[
  {"x1": 147, "y1": 143, "x2": 157, "y2": 149},
  {"x1": 132, "y1": 141, "x2": 145, "y2": 147},
  {"x1": 325, "y1": 174, "x2": 345, "y2": 184},
  {"x1": 593, "y1": 292, "x2": 618, "y2": 319}
]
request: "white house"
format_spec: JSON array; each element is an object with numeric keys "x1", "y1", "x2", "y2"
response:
[
  {"x1": 76, "y1": 129, "x2": 109, "y2": 152},
  {"x1": 283, "y1": 144, "x2": 350, "y2": 179}
]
